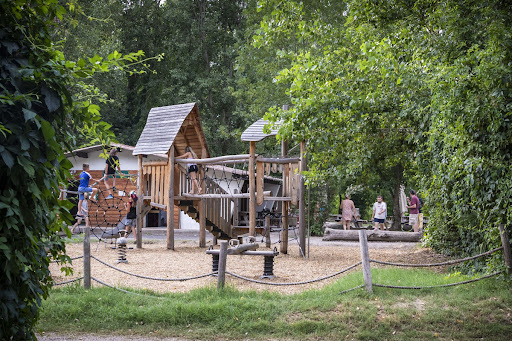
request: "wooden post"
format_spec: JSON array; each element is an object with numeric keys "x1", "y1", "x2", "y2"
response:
[
  {"x1": 83, "y1": 227, "x2": 91, "y2": 289},
  {"x1": 298, "y1": 141, "x2": 306, "y2": 256},
  {"x1": 199, "y1": 199, "x2": 206, "y2": 248},
  {"x1": 249, "y1": 141, "x2": 256, "y2": 236},
  {"x1": 217, "y1": 241, "x2": 228, "y2": 290},
  {"x1": 167, "y1": 148, "x2": 175, "y2": 250},
  {"x1": 358, "y1": 229, "x2": 373, "y2": 293},
  {"x1": 265, "y1": 215, "x2": 271, "y2": 248},
  {"x1": 499, "y1": 224, "x2": 512, "y2": 275},
  {"x1": 136, "y1": 155, "x2": 143, "y2": 249},
  {"x1": 281, "y1": 140, "x2": 288, "y2": 254}
]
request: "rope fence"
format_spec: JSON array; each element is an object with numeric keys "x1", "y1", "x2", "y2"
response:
[
  {"x1": 53, "y1": 276, "x2": 84, "y2": 286},
  {"x1": 91, "y1": 255, "x2": 216, "y2": 281},
  {"x1": 370, "y1": 247, "x2": 503, "y2": 267},
  {"x1": 226, "y1": 262, "x2": 362, "y2": 286},
  {"x1": 52, "y1": 224, "x2": 511, "y2": 294}
]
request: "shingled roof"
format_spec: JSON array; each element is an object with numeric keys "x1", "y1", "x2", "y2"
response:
[
  {"x1": 133, "y1": 103, "x2": 209, "y2": 157},
  {"x1": 240, "y1": 119, "x2": 282, "y2": 142}
]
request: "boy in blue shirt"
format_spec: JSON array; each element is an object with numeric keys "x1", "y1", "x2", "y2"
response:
[{"x1": 77, "y1": 163, "x2": 100, "y2": 218}]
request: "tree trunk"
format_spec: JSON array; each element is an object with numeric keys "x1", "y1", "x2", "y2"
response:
[{"x1": 323, "y1": 227, "x2": 422, "y2": 242}]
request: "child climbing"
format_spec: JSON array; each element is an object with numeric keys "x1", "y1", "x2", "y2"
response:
[
  {"x1": 177, "y1": 146, "x2": 202, "y2": 194},
  {"x1": 77, "y1": 163, "x2": 100, "y2": 218},
  {"x1": 123, "y1": 191, "x2": 138, "y2": 242},
  {"x1": 103, "y1": 147, "x2": 121, "y2": 199}
]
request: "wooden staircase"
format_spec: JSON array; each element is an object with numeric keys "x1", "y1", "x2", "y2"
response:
[
  {"x1": 178, "y1": 200, "x2": 231, "y2": 239},
  {"x1": 175, "y1": 177, "x2": 236, "y2": 240}
]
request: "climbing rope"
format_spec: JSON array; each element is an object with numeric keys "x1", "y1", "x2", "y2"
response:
[
  {"x1": 225, "y1": 262, "x2": 362, "y2": 286},
  {"x1": 91, "y1": 255, "x2": 217, "y2": 281},
  {"x1": 62, "y1": 173, "x2": 138, "y2": 241}
]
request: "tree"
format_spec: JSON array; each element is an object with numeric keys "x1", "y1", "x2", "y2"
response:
[{"x1": 0, "y1": 1, "x2": 151, "y2": 338}]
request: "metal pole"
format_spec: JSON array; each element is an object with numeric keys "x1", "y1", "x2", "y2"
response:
[
  {"x1": 83, "y1": 227, "x2": 91, "y2": 289},
  {"x1": 358, "y1": 229, "x2": 373, "y2": 293},
  {"x1": 499, "y1": 224, "x2": 512, "y2": 275},
  {"x1": 217, "y1": 241, "x2": 228, "y2": 290}
]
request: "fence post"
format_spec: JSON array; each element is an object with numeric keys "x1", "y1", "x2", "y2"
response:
[
  {"x1": 83, "y1": 226, "x2": 91, "y2": 289},
  {"x1": 217, "y1": 241, "x2": 228, "y2": 290},
  {"x1": 499, "y1": 224, "x2": 512, "y2": 275},
  {"x1": 358, "y1": 229, "x2": 373, "y2": 293}
]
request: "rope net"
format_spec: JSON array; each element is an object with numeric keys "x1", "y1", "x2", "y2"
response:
[{"x1": 63, "y1": 172, "x2": 138, "y2": 241}]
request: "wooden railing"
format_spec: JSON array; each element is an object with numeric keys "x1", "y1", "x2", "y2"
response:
[{"x1": 141, "y1": 160, "x2": 169, "y2": 209}]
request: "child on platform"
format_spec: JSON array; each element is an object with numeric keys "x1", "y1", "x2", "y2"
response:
[
  {"x1": 77, "y1": 163, "x2": 100, "y2": 218},
  {"x1": 103, "y1": 148, "x2": 121, "y2": 199},
  {"x1": 176, "y1": 146, "x2": 202, "y2": 195}
]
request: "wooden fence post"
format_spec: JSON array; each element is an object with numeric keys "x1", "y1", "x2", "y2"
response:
[
  {"x1": 358, "y1": 229, "x2": 373, "y2": 293},
  {"x1": 83, "y1": 227, "x2": 91, "y2": 289},
  {"x1": 499, "y1": 224, "x2": 512, "y2": 275},
  {"x1": 217, "y1": 241, "x2": 228, "y2": 290},
  {"x1": 265, "y1": 215, "x2": 271, "y2": 248}
]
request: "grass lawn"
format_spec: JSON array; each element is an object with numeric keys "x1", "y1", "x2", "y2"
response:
[{"x1": 38, "y1": 268, "x2": 512, "y2": 340}]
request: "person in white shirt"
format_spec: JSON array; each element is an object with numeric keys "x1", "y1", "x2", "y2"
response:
[{"x1": 372, "y1": 195, "x2": 387, "y2": 230}]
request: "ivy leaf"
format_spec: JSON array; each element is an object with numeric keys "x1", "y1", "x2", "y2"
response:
[
  {"x1": 1, "y1": 149, "x2": 14, "y2": 168},
  {"x1": 41, "y1": 85, "x2": 61, "y2": 112},
  {"x1": 22, "y1": 108, "x2": 37, "y2": 122}
]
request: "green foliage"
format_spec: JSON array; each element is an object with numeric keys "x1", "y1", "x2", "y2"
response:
[
  {"x1": 249, "y1": 0, "x2": 512, "y2": 272},
  {"x1": 0, "y1": 1, "x2": 152, "y2": 338},
  {"x1": 59, "y1": 0, "x2": 249, "y2": 155}
]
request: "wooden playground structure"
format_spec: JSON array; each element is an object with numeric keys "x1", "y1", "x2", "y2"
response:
[{"x1": 132, "y1": 103, "x2": 307, "y2": 254}]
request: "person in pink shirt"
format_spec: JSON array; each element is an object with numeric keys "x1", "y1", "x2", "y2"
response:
[
  {"x1": 407, "y1": 189, "x2": 420, "y2": 232},
  {"x1": 340, "y1": 194, "x2": 358, "y2": 230}
]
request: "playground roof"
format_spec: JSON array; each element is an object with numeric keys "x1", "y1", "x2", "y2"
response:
[
  {"x1": 241, "y1": 119, "x2": 282, "y2": 142},
  {"x1": 133, "y1": 103, "x2": 210, "y2": 157}
]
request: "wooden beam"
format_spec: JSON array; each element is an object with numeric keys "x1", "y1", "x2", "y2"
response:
[
  {"x1": 199, "y1": 199, "x2": 206, "y2": 248},
  {"x1": 136, "y1": 155, "x2": 143, "y2": 249},
  {"x1": 175, "y1": 154, "x2": 250, "y2": 164},
  {"x1": 281, "y1": 140, "x2": 288, "y2": 254},
  {"x1": 167, "y1": 146, "x2": 175, "y2": 250},
  {"x1": 256, "y1": 161, "x2": 264, "y2": 205},
  {"x1": 142, "y1": 160, "x2": 168, "y2": 167},
  {"x1": 298, "y1": 141, "x2": 306, "y2": 256},
  {"x1": 249, "y1": 141, "x2": 256, "y2": 236},
  {"x1": 175, "y1": 191, "x2": 271, "y2": 200},
  {"x1": 257, "y1": 157, "x2": 300, "y2": 164}
]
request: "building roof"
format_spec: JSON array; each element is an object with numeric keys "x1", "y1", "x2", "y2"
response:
[
  {"x1": 65, "y1": 143, "x2": 136, "y2": 158},
  {"x1": 133, "y1": 103, "x2": 210, "y2": 157},
  {"x1": 240, "y1": 119, "x2": 282, "y2": 142}
]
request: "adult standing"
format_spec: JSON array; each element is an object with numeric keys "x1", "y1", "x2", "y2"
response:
[
  {"x1": 372, "y1": 195, "x2": 387, "y2": 230},
  {"x1": 103, "y1": 147, "x2": 121, "y2": 199},
  {"x1": 340, "y1": 194, "x2": 358, "y2": 230},
  {"x1": 407, "y1": 190, "x2": 420, "y2": 232}
]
